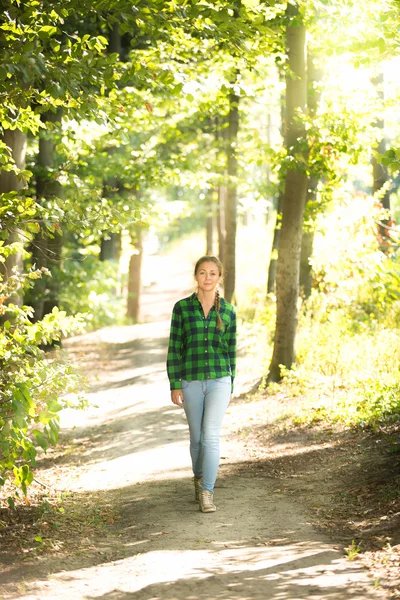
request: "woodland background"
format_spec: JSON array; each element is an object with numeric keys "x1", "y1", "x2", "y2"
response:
[{"x1": 0, "y1": 0, "x2": 399, "y2": 525}]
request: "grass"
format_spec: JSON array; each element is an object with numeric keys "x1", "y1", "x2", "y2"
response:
[{"x1": 235, "y1": 280, "x2": 400, "y2": 432}]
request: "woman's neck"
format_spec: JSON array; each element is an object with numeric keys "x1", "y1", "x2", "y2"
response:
[{"x1": 197, "y1": 289, "x2": 216, "y2": 305}]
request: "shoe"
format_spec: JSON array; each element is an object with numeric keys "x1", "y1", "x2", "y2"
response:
[
  {"x1": 194, "y1": 477, "x2": 203, "y2": 502},
  {"x1": 199, "y1": 490, "x2": 216, "y2": 513}
]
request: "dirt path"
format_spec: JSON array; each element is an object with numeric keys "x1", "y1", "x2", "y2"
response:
[{"x1": 0, "y1": 250, "x2": 388, "y2": 600}]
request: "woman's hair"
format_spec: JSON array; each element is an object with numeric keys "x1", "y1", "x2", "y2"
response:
[{"x1": 194, "y1": 255, "x2": 224, "y2": 330}]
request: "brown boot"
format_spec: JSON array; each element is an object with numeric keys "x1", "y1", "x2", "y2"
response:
[{"x1": 194, "y1": 477, "x2": 203, "y2": 502}]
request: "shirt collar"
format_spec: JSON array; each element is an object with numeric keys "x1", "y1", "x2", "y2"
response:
[{"x1": 190, "y1": 292, "x2": 219, "y2": 310}]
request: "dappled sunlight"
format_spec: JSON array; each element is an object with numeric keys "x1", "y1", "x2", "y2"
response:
[
  {"x1": 2, "y1": 0, "x2": 400, "y2": 598},
  {"x1": 5, "y1": 541, "x2": 374, "y2": 600}
]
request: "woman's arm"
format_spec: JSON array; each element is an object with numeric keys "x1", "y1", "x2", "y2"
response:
[{"x1": 167, "y1": 303, "x2": 183, "y2": 391}]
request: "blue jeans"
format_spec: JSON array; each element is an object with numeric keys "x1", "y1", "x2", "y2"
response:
[{"x1": 182, "y1": 376, "x2": 231, "y2": 493}]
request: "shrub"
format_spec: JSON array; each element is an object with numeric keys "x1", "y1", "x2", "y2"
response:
[{"x1": 0, "y1": 248, "x2": 86, "y2": 500}]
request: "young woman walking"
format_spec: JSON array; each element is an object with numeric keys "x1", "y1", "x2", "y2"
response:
[{"x1": 167, "y1": 255, "x2": 237, "y2": 513}]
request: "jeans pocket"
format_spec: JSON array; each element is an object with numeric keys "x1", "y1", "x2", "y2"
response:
[{"x1": 181, "y1": 380, "x2": 190, "y2": 389}]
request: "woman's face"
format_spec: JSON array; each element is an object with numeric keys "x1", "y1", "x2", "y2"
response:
[{"x1": 195, "y1": 261, "x2": 221, "y2": 293}]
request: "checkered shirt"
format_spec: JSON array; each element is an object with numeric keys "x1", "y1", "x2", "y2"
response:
[{"x1": 167, "y1": 292, "x2": 237, "y2": 393}]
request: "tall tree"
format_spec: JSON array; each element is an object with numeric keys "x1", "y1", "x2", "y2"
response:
[
  {"x1": 267, "y1": 69, "x2": 286, "y2": 296},
  {"x1": 371, "y1": 72, "x2": 392, "y2": 251},
  {"x1": 267, "y1": 193, "x2": 283, "y2": 295},
  {"x1": 0, "y1": 129, "x2": 27, "y2": 306},
  {"x1": 205, "y1": 190, "x2": 214, "y2": 255},
  {"x1": 268, "y1": 3, "x2": 308, "y2": 382},
  {"x1": 299, "y1": 52, "x2": 323, "y2": 297},
  {"x1": 224, "y1": 87, "x2": 240, "y2": 302},
  {"x1": 28, "y1": 111, "x2": 64, "y2": 320},
  {"x1": 215, "y1": 117, "x2": 227, "y2": 264},
  {"x1": 100, "y1": 24, "x2": 123, "y2": 264},
  {"x1": 127, "y1": 224, "x2": 143, "y2": 322}
]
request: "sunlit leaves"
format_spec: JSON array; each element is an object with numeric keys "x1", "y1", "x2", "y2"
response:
[
  {"x1": 381, "y1": 147, "x2": 400, "y2": 171},
  {"x1": 0, "y1": 262, "x2": 87, "y2": 494}
]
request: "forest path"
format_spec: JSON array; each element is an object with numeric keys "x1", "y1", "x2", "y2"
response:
[{"x1": 1, "y1": 247, "x2": 386, "y2": 600}]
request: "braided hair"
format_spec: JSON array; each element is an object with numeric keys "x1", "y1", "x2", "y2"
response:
[
  {"x1": 194, "y1": 255, "x2": 224, "y2": 330},
  {"x1": 214, "y1": 288, "x2": 223, "y2": 330}
]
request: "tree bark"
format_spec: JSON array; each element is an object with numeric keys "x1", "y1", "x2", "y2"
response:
[
  {"x1": 224, "y1": 89, "x2": 239, "y2": 303},
  {"x1": 299, "y1": 52, "x2": 323, "y2": 298},
  {"x1": 100, "y1": 231, "x2": 122, "y2": 262},
  {"x1": 216, "y1": 184, "x2": 226, "y2": 263},
  {"x1": 99, "y1": 24, "x2": 123, "y2": 266},
  {"x1": 127, "y1": 225, "x2": 143, "y2": 322},
  {"x1": 267, "y1": 192, "x2": 283, "y2": 295},
  {"x1": 371, "y1": 72, "x2": 392, "y2": 252},
  {"x1": 299, "y1": 229, "x2": 314, "y2": 298},
  {"x1": 206, "y1": 191, "x2": 214, "y2": 255},
  {"x1": 30, "y1": 111, "x2": 63, "y2": 320},
  {"x1": 0, "y1": 129, "x2": 27, "y2": 306},
  {"x1": 267, "y1": 68, "x2": 285, "y2": 296},
  {"x1": 268, "y1": 4, "x2": 307, "y2": 382}
]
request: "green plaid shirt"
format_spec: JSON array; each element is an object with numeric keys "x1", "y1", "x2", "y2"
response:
[{"x1": 167, "y1": 292, "x2": 236, "y2": 393}]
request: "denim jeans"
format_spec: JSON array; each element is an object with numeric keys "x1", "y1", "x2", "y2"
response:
[{"x1": 182, "y1": 376, "x2": 231, "y2": 493}]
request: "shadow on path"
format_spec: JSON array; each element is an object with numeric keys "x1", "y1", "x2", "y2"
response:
[
  {"x1": 0, "y1": 466, "x2": 371, "y2": 600},
  {"x1": 37, "y1": 402, "x2": 188, "y2": 470}
]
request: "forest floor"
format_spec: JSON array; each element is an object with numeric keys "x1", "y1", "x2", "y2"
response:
[{"x1": 0, "y1": 247, "x2": 399, "y2": 600}]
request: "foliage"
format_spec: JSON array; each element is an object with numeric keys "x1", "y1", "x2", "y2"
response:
[
  {"x1": 59, "y1": 255, "x2": 126, "y2": 330},
  {"x1": 288, "y1": 197, "x2": 400, "y2": 429},
  {"x1": 0, "y1": 247, "x2": 86, "y2": 497},
  {"x1": 1, "y1": 0, "x2": 400, "y2": 491},
  {"x1": 381, "y1": 147, "x2": 400, "y2": 172},
  {"x1": 247, "y1": 189, "x2": 400, "y2": 430},
  {"x1": 345, "y1": 540, "x2": 361, "y2": 560}
]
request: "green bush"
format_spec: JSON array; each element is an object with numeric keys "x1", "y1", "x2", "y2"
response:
[
  {"x1": 0, "y1": 250, "x2": 86, "y2": 500},
  {"x1": 59, "y1": 256, "x2": 126, "y2": 330},
  {"x1": 283, "y1": 307, "x2": 400, "y2": 429}
]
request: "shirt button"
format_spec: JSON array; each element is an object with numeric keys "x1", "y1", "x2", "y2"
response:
[{"x1": 205, "y1": 350, "x2": 208, "y2": 353}]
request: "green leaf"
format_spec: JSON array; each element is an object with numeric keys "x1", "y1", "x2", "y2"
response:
[
  {"x1": 38, "y1": 25, "x2": 58, "y2": 36},
  {"x1": 47, "y1": 398, "x2": 62, "y2": 412},
  {"x1": 33, "y1": 430, "x2": 49, "y2": 452}
]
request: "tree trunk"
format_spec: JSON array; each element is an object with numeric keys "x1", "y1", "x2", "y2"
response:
[
  {"x1": 267, "y1": 192, "x2": 283, "y2": 295},
  {"x1": 265, "y1": 112, "x2": 272, "y2": 225},
  {"x1": 216, "y1": 184, "x2": 225, "y2": 263},
  {"x1": 268, "y1": 4, "x2": 307, "y2": 383},
  {"x1": 299, "y1": 229, "x2": 314, "y2": 298},
  {"x1": 224, "y1": 89, "x2": 239, "y2": 303},
  {"x1": 214, "y1": 117, "x2": 226, "y2": 264},
  {"x1": 30, "y1": 111, "x2": 63, "y2": 320},
  {"x1": 206, "y1": 191, "x2": 214, "y2": 255},
  {"x1": 100, "y1": 25, "x2": 123, "y2": 266},
  {"x1": 267, "y1": 67, "x2": 285, "y2": 296},
  {"x1": 127, "y1": 225, "x2": 143, "y2": 322},
  {"x1": 299, "y1": 52, "x2": 323, "y2": 298},
  {"x1": 371, "y1": 72, "x2": 392, "y2": 251},
  {"x1": 0, "y1": 129, "x2": 27, "y2": 306},
  {"x1": 100, "y1": 232, "x2": 122, "y2": 262}
]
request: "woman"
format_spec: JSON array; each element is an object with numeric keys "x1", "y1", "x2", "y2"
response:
[{"x1": 167, "y1": 255, "x2": 237, "y2": 513}]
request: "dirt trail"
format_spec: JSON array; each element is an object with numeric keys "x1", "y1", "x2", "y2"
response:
[{"x1": 0, "y1": 250, "x2": 387, "y2": 600}]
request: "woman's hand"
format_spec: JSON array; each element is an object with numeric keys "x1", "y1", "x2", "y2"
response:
[{"x1": 171, "y1": 389, "x2": 184, "y2": 407}]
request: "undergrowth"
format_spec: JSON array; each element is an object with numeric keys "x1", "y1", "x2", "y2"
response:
[{"x1": 238, "y1": 199, "x2": 400, "y2": 432}]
